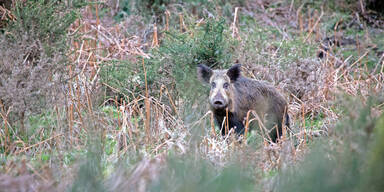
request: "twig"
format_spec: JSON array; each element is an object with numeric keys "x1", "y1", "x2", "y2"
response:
[
  {"x1": 336, "y1": 50, "x2": 370, "y2": 81},
  {"x1": 14, "y1": 134, "x2": 64, "y2": 155},
  {"x1": 143, "y1": 58, "x2": 151, "y2": 143},
  {"x1": 304, "y1": 9, "x2": 324, "y2": 42},
  {"x1": 151, "y1": 23, "x2": 159, "y2": 48},
  {"x1": 230, "y1": 7, "x2": 241, "y2": 40}
]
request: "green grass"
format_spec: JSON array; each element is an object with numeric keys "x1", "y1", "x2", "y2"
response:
[{"x1": 149, "y1": 154, "x2": 256, "y2": 192}]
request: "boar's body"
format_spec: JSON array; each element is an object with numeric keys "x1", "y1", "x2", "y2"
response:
[{"x1": 221, "y1": 76, "x2": 288, "y2": 141}]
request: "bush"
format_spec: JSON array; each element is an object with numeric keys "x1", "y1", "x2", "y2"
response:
[
  {"x1": 0, "y1": 0, "x2": 81, "y2": 134},
  {"x1": 276, "y1": 98, "x2": 384, "y2": 192},
  {"x1": 99, "y1": 18, "x2": 237, "y2": 110},
  {"x1": 149, "y1": 154, "x2": 255, "y2": 192},
  {"x1": 99, "y1": 60, "x2": 139, "y2": 101},
  {"x1": 148, "y1": 18, "x2": 237, "y2": 100}
]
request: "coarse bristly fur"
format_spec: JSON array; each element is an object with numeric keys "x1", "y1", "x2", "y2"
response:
[{"x1": 197, "y1": 64, "x2": 289, "y2": 142}]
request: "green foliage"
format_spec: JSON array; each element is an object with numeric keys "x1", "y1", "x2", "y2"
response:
[
  {"x1": 147, "y1": 18, "x2": 236, "y2": 101},
  {"x1": 71, "y1": 130, "x2": 106, "y2": 192},
  {"x1": 9, "y1": 0, "x2": 81, "y2": 54},
  {"x1": 195, "y1": 19, "x2": 231, "y2": 67},
  {"x1": 0, "y1": 0, "x2": 83, "y2": 133},
  {"x1": 149, "y1": 155, "x2": 255, "y2": 192},
  {"x1": 0, "y1": 109, "x2": 58, "y2": 153},
  {"x1": 236, "y1": 20, "x2": 317, "y2": 68},
  {"x1": 277, "y1": 142, "x2": 363, "y2": 192},
  {"x1": 114, "y1": 0, "x2": 170, "y2": 21},
  {"x1": 114, "y1": 0, "x2": 245, "y2": 21},
  {"x1": 135, "y1": 0, "x2": 171, "y2": 17},
  {"x1": 114, "y1": 0, "x2": 132, "y2": 21},
  {"x1": 364, "y1": 115, "x2": 384, "y2": 191},
  {"x1": 99, "y1": 60, "x2": 139, "y2": 101},
  {"x1": 99, "y1": 17, "x2": 237, "y2": 111},
  {"x1": 276, "y1": 98, "x2": 384, "y2": 192}
]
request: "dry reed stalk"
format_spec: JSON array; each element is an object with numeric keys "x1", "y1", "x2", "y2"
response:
[
  {"x1": 0, "y1": 132, "x2": 3, "y2": 154},
  {"x1": 75, "y1": 76, "x2": 85, "y2": 132},
  {"x1": 82, "y1": 18, "x2": 89, "y2": 69},
  {"x1": 225, "y1": 108, "x2": 229, "y2": 135},
  {"x1": 299, "y1": 12, "x2": 303, "y2": 34},
  {"x1": 154, "y1": 104, "x2": 159, "y2": 139},
  {"x1": 0, "y1": 100, "x2": 10, "y2": 154},
  {"x1": 92, "y1": 3, "x2": 100, "y2": 78},
  {"x1": 119, "y1": 104, "x2": 129, "y2": 155},
  {"x1": 159, "y1": 85, "x2": 165, "y2": 101},
  {"x1": 301, "y1": 103, "x2": 306, "y2": 147},
  {"x1": 143, "y1": 58, "x2": 151, "y2": 143},
  {"x1": 0, "y1": 5, "x2": 16, "y2": 22},
  {"x1": 189, "y1": 111, "x2": 211, "y2": 131},
  {"x1": 179, "y1": 13, "x2": 183, "y2": 32},
  {"x1": 210, "y1": 112, "x2": 216, "y2": 137},
  {"x1": 85, "y1": 5, "x2": 95, "y2": 78},
  {"x1": 133, "y1": 98, "x2": 140, "y2": 132},
  {"x1": 84, "y1": 81, "x2": 93, "y2": 114},
  {"x1": 115, "y1": 96, "x2": 121, "y2": 129},
  {"x1": 336, "y1": 50, "x2": 370, "y2": 81},
  {"x1": 381, "y1": 59, "x2": 384, "y2": 74},
  {"x1": 74, "y1": 103, "x2": 85, "y2": 133},
  {"x1": 307, "y1": 11, "x2": 312, "y2": 31},
  {"x1": 304, "y1": 9, "x2": 323, "y2": 42},
  {"x1": 14, "y1": 134, "x2": 64, "y2": 155},
  {"x1": 26, "y1": 163, "x2": 49, "y2": 183},
  {"x1": 53, "y1": 106, "x2": 60, "y2": 147},
  {"x1": 69, "y1": 104, "x2": 74, "y2": 145},
  {"x1": 274, "y1": 124, "x2": 280, "y2": 143},
  {"x1": 309, "y1": 114, "x2": 314, "y2": 141},
  {"x1": 296, "y1": 3, "x2": 304, "y2": 34},
  {"x1": 314, "y1": 10, "x2": 320, "y2": 41},
  {"x1": 289, "y1": 0, "x2": 295, "y2": 12},
  {"x1": 282, "y1": 108, "x2": 288, "y2": 140},
  {"x1": 151, "y1": 23, "x2": 159, "y2": 48},
  {"x1": 178, "y1": 13, "x2": 187, "y2": 32},
  {"x1": 250, "y1": 111, "x2": 272, "y2": 143},
  {"x1": 334, "y1": 18, "x2": 342, "y2": 49},
  {"x1": 356, "y1": 34, "x2": 361, "y2": 66},
  {"x1": 230, "y1": 7, "x2": 241, "y2": 40},
  {"x1": 163, "y1": 86, "x2": 178, "y2": 115},
  {"x1": 359, "y1": 0, "x2": 365, "y2": 14},
  {"x1": 244, "y1": 110, "x2": 251, "y2": 142},
  {"x1": 165, "y1": 10, "x2": 170, "y2": 31},
  {"x1": 68, "y1": 65, "x2": 74, "y2": 145},
  {"x1": 4, "y1": 161, "x2": 16, "y2": 174},
  {"x1": 71, "y1": 20, "x2": 81, "y2": 63}
]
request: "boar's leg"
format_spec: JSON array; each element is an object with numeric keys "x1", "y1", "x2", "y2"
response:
[{"x1": 214, "y1": 112, "x2": 245, "y2": 136}]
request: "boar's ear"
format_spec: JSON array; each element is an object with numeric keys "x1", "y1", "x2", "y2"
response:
[
  {"x1": 227, "y1": 64, "x2": 241, "y2": 82},
  {"x1": 197, "y1": 64, "x2": 212, "y2": 84}
]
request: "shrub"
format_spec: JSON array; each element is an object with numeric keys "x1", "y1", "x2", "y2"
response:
[
  {"x1": 149, "y1": 154, "x2": 255, "y2": 192},
  {"x1": 0, "y1": 0, "x2": 82, "y2": 134},
  {"x1": 276, "y1": 97, "x2": 384, "y2": 192},
  {"x1": 147, "y1": 18, "x2": 237, "y2": 101},
  {"x1": 99, "y1": 18, "x2": 237, "y2": 110}
]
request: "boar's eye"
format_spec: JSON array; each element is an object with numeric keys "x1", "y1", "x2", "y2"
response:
[
  {"x1": 211, "y1": 82, "x2": 216, "y2": 88},
  {"x1": 223, "y1": 82, "x2": 229, "y2": 89}
]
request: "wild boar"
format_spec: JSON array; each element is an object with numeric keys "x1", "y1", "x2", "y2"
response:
[{"x1": 197, "y1": 64, "x2": 289, "y2": 142}]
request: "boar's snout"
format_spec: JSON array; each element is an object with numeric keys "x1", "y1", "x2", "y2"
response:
[
  {"x1": 210, "y1": 93, "x2": 227, "y2": 109},
  {"x1": 213, "y1": 100, "x2": 225, "y2": 108}
]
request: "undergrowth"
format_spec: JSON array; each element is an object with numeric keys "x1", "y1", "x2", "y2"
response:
[{"x1": 0, "y1": 0, "x2": 384, "y2": 191}]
